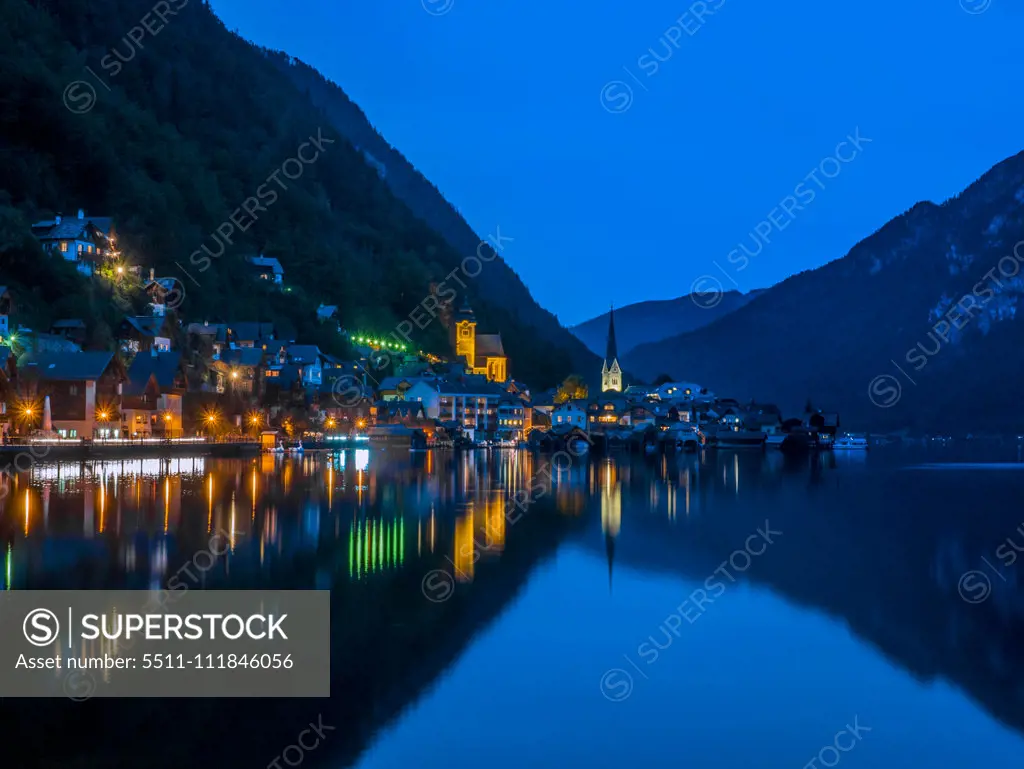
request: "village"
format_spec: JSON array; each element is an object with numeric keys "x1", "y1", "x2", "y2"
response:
[{"x1": 0, "y1": 210, "x2": 852, "y2": 454}]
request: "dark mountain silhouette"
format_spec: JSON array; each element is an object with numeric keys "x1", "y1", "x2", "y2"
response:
[
  {"x1": 265, "y1": 54, "x2": 601, "y2": 382},
  {"x1": 626, "y1": 151, "x2": 1024, "y2": 431},
  {"x1": 570, "y1": 289, "x2": 765, "y2": 359},
  {"x1": 0, "y1": 0, "x2": 595, "y2": 388}
]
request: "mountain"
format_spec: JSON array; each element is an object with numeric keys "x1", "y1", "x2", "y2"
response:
[
  {"x1": 625, "y1": 151, "x2": 1024, "y2": 432},
  {"x1": 570, "y1": 289, "x2": 765, "y2": 360},
  {"x1": 0, "y1": 0, "x2": 596, "y2": 388}
]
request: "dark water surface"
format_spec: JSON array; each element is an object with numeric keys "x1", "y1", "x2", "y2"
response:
[{"x1": 1, "y1": 446, "x2": 1023, "y2": 768}]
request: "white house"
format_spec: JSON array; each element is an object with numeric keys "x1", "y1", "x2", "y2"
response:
[
  {"x1": 404, "y1": 380, "x2": 441, "y2": 418},
  {"x1": 552, "y1": 402, "x2": 588, "y2": 429},
  {"x1": 31, "y1": 210, "x2": 114, "y2": 277}
]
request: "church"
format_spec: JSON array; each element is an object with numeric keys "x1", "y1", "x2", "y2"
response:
[
  {"x1": 601, "y1": 306, "x2": 622, "y2": 393},
  {"x1": 450, "y1": 298, "x2": 508, "y2": 382}
]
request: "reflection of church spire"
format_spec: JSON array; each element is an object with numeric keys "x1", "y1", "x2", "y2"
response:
[{"x1": 600, "y1": 460, "x2": 620, "y2": 593}]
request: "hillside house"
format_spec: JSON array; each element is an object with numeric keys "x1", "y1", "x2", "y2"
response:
[
  {"x1": 245, "y1": 255, "x2": 284, "y2": 286},
  {"x1": 31, "y1": 210, "x2": 114, "y2": 276},
  {"x1": 117, "y1": 316, "x2": 173, "y2": 354}
]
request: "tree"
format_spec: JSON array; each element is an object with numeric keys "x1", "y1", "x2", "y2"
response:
[
  {"x1": 653, "y1": 373, "x2": 674, "y2": 386},
  {"x1": 554, "y1": 374, "x2": 588, "y2": 403}
]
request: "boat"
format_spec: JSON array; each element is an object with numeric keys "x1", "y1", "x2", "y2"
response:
[
  {"x1": 283, "y1": 439, "x2": 303, "y2": 454},
  {"x1": 833, "y1": 433, "x2": 869, "y2": 450}
]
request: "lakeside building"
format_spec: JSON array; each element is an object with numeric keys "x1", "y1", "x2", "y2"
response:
[
  {"x1": 450, "y1": 298, "x2": 508, "y2": 383},
  {"x1": 19, "y1": 351, "x2": 125, "y2": 438}
]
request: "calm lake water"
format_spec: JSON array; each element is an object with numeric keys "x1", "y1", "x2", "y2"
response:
[{"x1": 1, "y1": 445, "x2": 1023, "y2": 768}]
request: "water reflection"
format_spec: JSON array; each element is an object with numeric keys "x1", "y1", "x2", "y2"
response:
[{"x1": 1, "y1": 447, "x2": 1023, "y2": 769}]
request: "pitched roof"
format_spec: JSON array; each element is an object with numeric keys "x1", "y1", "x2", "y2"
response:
[
  {"x1": 125, "y1": 350, "x2": 182, "y2": 391},
  {"x1": 20, "y1": 351, "x2": 115, "y2": 381},
  {"x1": 246, "y1": 255, "x2": 284, "y2": 275},
  {"x1": 122, "y1": 316, "x2": 168, "y2": 338},
  {"x1": 186, "y1": 322, "x2": 225, "y2": 336},
  {"x1": 144, "y1": 278, "x2": 178, "y2": 292},
  {"x1": 435, "y1": 379, "x2": 506, "y2": 396},
  {"x1": 218, "y1": 347, "x2": 264, "y2": 367},
  {"x1": 476, "y1": 333, "x2": 504, "y2": 357},
  {"x1": 286, "y1": 345, "x2": 321, "y2": 363}
]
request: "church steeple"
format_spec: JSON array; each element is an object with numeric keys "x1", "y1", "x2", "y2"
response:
[
  {"x1": 605, "y1": 305, "x2": 617, "y2": 363},
  {"x1": 601, "y1": 305, "x2": 622, "y2": 393}
]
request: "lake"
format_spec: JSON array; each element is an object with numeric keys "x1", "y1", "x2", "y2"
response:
[{"x1": 1, "y1": 445, "x2": 1023, "y2": 768}]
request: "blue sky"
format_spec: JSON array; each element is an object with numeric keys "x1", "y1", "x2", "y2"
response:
[{"x1": 210, "y1": 0, "x2": 1022, "y2": 326}]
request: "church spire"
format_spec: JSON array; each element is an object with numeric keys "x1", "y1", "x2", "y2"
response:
[
  {"x1": 605, "y1": 305, "x2": 618, "y2": 364},
  {"x1": 601, "y1": 304, "x2": 622, "y2": 392}
]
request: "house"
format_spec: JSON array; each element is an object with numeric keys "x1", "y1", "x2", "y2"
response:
[
  {"x1": 18, "y1": 351, "x2": 125, "y2": 438},
  {"x1": 143, "y1": 271, "x2": 183, "y2": 315},
  {"x1": 319, "y1": 371, "x2": 374, "y2": 429},
  {"x1": 50, "y1": 319, "x2": 87, "y2": 346},
  {"x1": 376, "y1": 376, "x2": 433, "y2": 401},
  {"x1": 654, "y1": 382, "x2": 707, "y2": 401},
  {"x1": 122, "y1": 349, "x2": 187, "y2": 437},
  {"x1": 316, "y1": 304, "x2": 337, "y2": 322},
  {"x1": 552, "y1": 401, "x2": 588, "y2": 430},
  {"x1": 246, "y1": 255, "x2": 284, "y2": 285},
  {"x1": 117, "y1": 316, "x2": 173, "y2": 354},
  {"x1": 435, "y1": 378, "x2": 506, "y2": 437},
  {"x1": 21, "y1": 330, "x2": 81, "y2": 354},
  {"x1": 497, "y1": 396, "x2": 528, "y2": 441},
  {"x1": 404, "y1": 380, "x2": 441, "y2": 417},
  {"x1": 227, "y1": 322, "x2": 276, "y2": 350},
  {"x1": 268, "y1": 345, "x2": 322, "y2": 388},
  {"x1": 31, "y1": 210, "x2": 114, "y2": 276},
  {"x1": 185, "y1": 321, "x2": 228, "y2": 357},
  {"x1": 210, "y1": 347, "x2": 264, "y2": 395},
  {"x1": 373, "y1": 400, "x2": 433, "y2": 433},
  {"x1": 587, "y1": 397, "x2": 629, "y2": 429}
]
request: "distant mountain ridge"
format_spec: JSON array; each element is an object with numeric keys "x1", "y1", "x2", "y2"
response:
[
  {"x1": 570, "y1": 289, "x2": 765, "y2": 359},
  {"x1": 625, "y1": 150, "x2": 1024, "y2": 432}
]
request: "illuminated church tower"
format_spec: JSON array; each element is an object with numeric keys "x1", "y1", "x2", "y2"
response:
[
  {"x1": 450, "y1": 296, "x2": 508, "y2": 382},
  {"x1": 601, "y1": 306, "x2": 622, "y2": 393}
]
